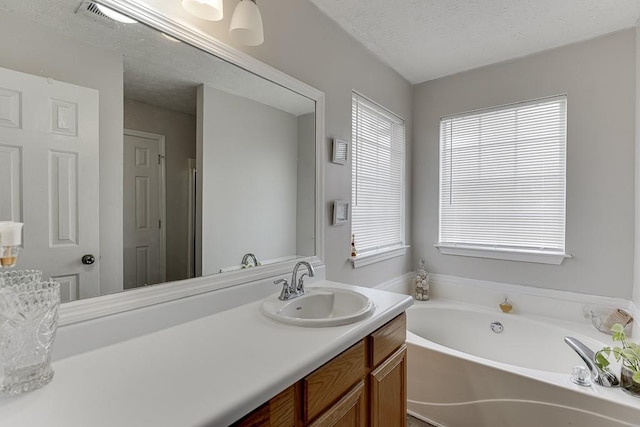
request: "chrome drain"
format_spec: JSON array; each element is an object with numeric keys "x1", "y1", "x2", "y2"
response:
[{"x1": 490, "y1": 321, "x2": 504, "y2": 333}]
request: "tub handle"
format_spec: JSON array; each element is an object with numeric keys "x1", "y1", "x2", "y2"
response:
[{"x1": 564, "y1": 336, "x2": 619, "y2": 387}]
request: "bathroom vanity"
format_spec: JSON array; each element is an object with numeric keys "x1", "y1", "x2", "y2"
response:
[
  {"x1": 0, "y1": 282, "x2": 412, "y2": 426},
  {"x1": 234, "y1": 313, "x2": 407, "y2": 426}
]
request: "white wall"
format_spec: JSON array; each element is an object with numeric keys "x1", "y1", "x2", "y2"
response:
[
  {"x1": 297, "y1": 113, "x2": 316, "y2": 257},
  {"x1": 123, "y1": 99, "x2": 196, "y2": 282},
  {"x1": 142, "y1": 0, "x2": 414, "y2": 287},
  {"x1": 197, "y1": 85, "x2": 298, "y2": 275},
  {"x1": 0, "y1": 13, "x2": 124, "y2": 295},
  {"x1": 414, "y1": 29, "x2": 636, "y2": 298}
]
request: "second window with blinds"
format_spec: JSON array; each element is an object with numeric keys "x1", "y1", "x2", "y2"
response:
[
  {"x1": 351, "y1": 93, "x2": 407, "y2": 268},
  {"x1": 437, "y1": 95, "x2": 569, "y2": 264}
]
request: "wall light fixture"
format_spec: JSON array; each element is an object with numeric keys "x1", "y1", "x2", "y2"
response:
[
  {"x1": 181, "y1": 0, "x2": 224, "y2": 22},
  {"x1": 229, "y1": 0, "x2": 264, "y2": 46}
]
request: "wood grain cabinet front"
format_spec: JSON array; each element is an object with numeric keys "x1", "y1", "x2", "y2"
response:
[
  {"x1": 233, "y1": 313, "x2": 407, "y2": 427},
  {"x1": 308, "y1": 381, "x2": 366, "y2": 427},
  {"x1": 232, "y1": 386, "x2": 295, "y2": 427},
  {"x1": 370, "y1": 345, "x2": 407, "y2": 427},
  {"x1": 304, "y1": 340, "x2": 366, "y2": 423}
]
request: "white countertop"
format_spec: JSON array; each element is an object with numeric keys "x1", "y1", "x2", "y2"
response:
[{"x1": 0, "y1": 281, "x2": 413, "y2": 426}]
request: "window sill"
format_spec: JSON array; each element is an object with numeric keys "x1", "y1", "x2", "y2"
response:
[
  {"x1": 350, "y1": 245, "x2": 409, "y2": 268},
  {"x1": 435, "y1": 244, "x2": 571, "y2": 265}
]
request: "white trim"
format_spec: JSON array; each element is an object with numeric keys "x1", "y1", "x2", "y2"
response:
[
  {"x1": 435, "y1": 244, "x2": 571, "y2": 265},
  {"x1": 187, "y1": 158, "x2": 196, "y2": 279},
  {"x1": 56, "y1": 0, "x2": 326, "y2": 326},
  {"x1": 315, "y1": 96, "x2": 326, "y2": 264},
  {"x1": 59, "y1": 256, "x2": 324, "y2": 326},
  {"x1": 373, "y1": 273, "x2": 413, "y2": 294},
  {"x1": 441, "y1": 94, "x2": 568, "y2": 121},
  {"x1": 350, "y1": 245, "x2": 409, "y2": 269}
]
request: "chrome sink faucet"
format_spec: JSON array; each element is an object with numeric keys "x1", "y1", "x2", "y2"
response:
[
  {"x1": 274, "y1": 261, "x2": 316, "y2": 301},
  {"x1": 292, "y1": 261, "x2": 315, "y2": 295},
  {"x1": 241, "y1": 253, "x2": 258, "y2": 267}
]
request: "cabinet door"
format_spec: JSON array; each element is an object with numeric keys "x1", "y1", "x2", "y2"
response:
[
  {"x1": 308, "y1": 381, "x2": 366, "y2": 427},
  {"x1": 304, "y1": 340, "x2": 365, "y2": 423},
  {"x1": 370, "y1": 345, "x2": 407, "y2": 427}
]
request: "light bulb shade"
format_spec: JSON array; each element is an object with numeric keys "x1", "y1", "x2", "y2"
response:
[
  {"x1": 0, "y1": 222, "x2": 23, "y2": 246},
  {"x1": 182, "y1": 0, "x2": 224, "y2": 21},
  {"x1": 230, "y1": 0, "x2": 264, "y2": 46}
]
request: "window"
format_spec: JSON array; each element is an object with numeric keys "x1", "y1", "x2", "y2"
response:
[
  {"x1": 438, "y1": 95, "x2": 568, "y2": 265},
  {"x1": 351, "y1": 93, "x2": 406, "y2": 267}
]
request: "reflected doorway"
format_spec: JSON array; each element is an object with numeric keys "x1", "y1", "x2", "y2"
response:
[{"x1": 123, "y1": 129, "x2": 166, "y2": 289}]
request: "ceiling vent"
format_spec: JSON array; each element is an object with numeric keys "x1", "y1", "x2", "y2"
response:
[{"x1": 74, "y1": 1, "x2": 117, "y2": 27}]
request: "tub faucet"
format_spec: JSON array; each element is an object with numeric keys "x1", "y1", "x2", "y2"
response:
[
  {"x1": 241, "y1": 253, "x2": 258, "y2": 267},
  {"x1": 564, "y1": 337, "x2": 619, "y2": 387}
]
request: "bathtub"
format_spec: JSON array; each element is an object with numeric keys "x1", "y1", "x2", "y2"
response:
[{"x1": 406, "y1": 301, "x2": 640, "y2": 427}]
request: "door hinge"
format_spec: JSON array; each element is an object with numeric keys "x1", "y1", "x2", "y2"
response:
[{"x1": 159, "y1": 219, "x2": 162, "y2": 229}]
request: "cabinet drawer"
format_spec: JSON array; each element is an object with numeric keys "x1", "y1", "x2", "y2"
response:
[
  {"x1": 303, "y1": 340, "x2": 366, "y2": 423},
  {"x1": 368, "y1": 313, "x2": 406, "y2": 368}
]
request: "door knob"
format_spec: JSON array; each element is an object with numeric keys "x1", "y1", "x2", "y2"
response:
[{"x1": 82, "y1": 254, "x2": 95, "y2": 265}]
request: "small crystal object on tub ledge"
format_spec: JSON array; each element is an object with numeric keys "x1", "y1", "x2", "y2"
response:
[
  {"x1": 584, "y1": 305, "x2": 633, "y2": 336},
  {"x1": 0, "y1": 270, "x2": 60, "y2": 395}
]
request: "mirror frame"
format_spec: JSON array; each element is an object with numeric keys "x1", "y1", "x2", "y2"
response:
[{"x1": 59, "y1": 0, "x2": 325, "y2": 326}]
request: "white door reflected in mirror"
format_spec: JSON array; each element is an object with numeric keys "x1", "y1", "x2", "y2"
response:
[
  {"x1": 123, "y1": 130, "x2": 166, "y2": 289},
  {"x1": 0, "y1": 66, "x2": 100, "y2": 303}
]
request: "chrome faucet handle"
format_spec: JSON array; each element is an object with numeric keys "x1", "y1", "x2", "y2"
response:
[
  {"x1": 274, "y1": 278, "x2": 291, "y2": 301},
  {"x1": 297, "y1": 273, "x2": 309, "y2": 294}
]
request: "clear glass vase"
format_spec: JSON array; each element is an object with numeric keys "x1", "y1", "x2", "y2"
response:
[
  {"x1": 414, "y1": 259, "x2": 429, "y2": 301},
  {"x1": 0, "y1": 272, "x2": 60, "y2": 395},
  {"x1": 621, "y1": 364, "x2": 640, "y2": 398}
]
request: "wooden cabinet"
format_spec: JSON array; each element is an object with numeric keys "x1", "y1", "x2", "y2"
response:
[
  {"x1": 304, "y1": 340, "x2": 366, "y2": 423},
  {"x1": 308, "y1": 381, "x2": 366, "y2": 427},
  {"x1": 370, "y1": 345, "x2": 407, "y2": 427},
  {"x1": 233, "y1": 313, "x2": 406, "y2": 427},
  {"x1": 233, "y1": 386, "x2": 296, "y2": 427}
]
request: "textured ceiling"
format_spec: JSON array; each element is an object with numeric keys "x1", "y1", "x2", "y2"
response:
[
  {"x1": 0, "y1": 0, "x2": 314, "y2": 116},
  {"x1": 308, "y1": 0, "x2": 640, "y2": 84}
]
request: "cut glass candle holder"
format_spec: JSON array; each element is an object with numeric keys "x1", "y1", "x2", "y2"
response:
[{"x1": 0, "y1": 271, "x2": 60, "y2": 395}]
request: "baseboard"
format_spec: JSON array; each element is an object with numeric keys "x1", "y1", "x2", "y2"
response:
[{"x1": 374, "y1": 272, "x2": 414, "y2": 295}]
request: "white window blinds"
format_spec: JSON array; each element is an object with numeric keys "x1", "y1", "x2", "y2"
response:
[
  {"x1": 439, "y1": 95, "x2": 567, "y2": 253},
  {"x1": 352, "y1": 93, "x2": 406, "y2": 255}
]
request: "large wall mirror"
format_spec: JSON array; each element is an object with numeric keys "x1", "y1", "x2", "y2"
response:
[{"x1": 0, "y1": 0, "x2": 324, "y2": 322}]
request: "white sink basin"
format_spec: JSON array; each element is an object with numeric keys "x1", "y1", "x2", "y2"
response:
[{"x1": 261, "y1": 287, "x2": 375, "y2": 327}]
